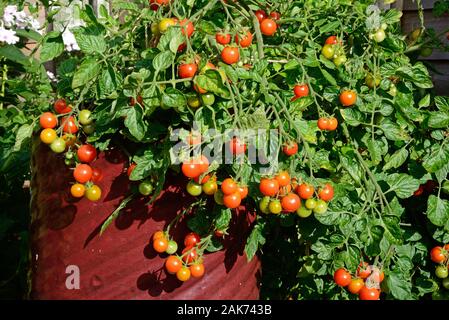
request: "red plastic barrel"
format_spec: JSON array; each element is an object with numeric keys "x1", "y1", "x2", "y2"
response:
[{"x1": 29, "y1": 140, "x2": 261, "y2": 299}]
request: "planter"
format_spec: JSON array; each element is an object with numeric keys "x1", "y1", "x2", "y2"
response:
[{"x1": 30, "y1": 140, "x2": 260, "y2": 299}]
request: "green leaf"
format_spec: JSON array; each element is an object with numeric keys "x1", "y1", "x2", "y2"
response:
[
  {"x1": 0, "y1": 45, "x2": 29, "y2": 65},
  {"x1": 428, "y1": 111, "x2": 449, "y2": 128},
  {"x1": 426, "y1": 195, "x2": 449, "y2": 227},
  {"x1": 13, "y1": 123, "x2": 33, "y2": 152},
  {"x1": 72, "y1": 58, "x2": 102, "y2": 88},
  {"x1": 385, "y1": 173, "x2": 419, "y2": 199},
  {"x1": 72, "y1": 26, "x2": 107, "y2": 54},
  {"x1": 382, "y1": 216, "x2": 403, "y2": 244},
  {"x1": 124, "y1": 107, "x2": 147, "y2": 141},
  {"x1": 319, "y1": 21, "x2": 340, "y2": 33},
  {"x1": 213, "y1": 207, "x2": 232, "y2": 231},
  {"x1": 340, "y1": 108, "x2": 365, "y2": 126},
  {"x1": 422, "y1": 144, "x2": 449, "y2": 173},
  {"x1": 40, "y1": 33, "x2": 64, "y2": 62},
  {"x1": 435, "y1": 96, "x2": 449, "y2": 111},
  {"x1": 320, "y1": 68, "x2": 337, "y2": 85},
  {"x1": 387, "y1": 269, "x2": 413, "y2": 300},
  {"x1": 418, "y1": 94, "x2": 430, "y2": 108},
  {"x1": 153, "y1": 51, "x2": 174, "y2": 72},
  {"x1": 100, "y1": 195, "x2": 134, "y2": 235},
  {"x1": 161, "y1": 87, "x2": 186, "y2": 109},
  {"x1": 380, "y1": 120, "x2": 410, "y2": 141},
  {"x1": 195, "y1": 70, "x2": 230, "y2": 98},
  {"x1": 244, "y1": 222, "x2": 266, "y2": 261},
  {"x1": 383, "y1": 147, "x2": 408, "y2": 171}
]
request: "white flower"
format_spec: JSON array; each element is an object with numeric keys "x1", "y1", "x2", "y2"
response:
[
  {"x1": 29, "y1": 18, "x2": 41, "y2": 33},
  {"x1": 46, "y1": 70, "x2": 57, "y2": 82},
  {"x1": 62, "y1": 29, "x2": 80, "y2": 52},
  {"x1": 3, "y1": 5, "x2": 18, "y2": 27},
  {"x1": 0, "y1": 27, "x2": 19, "y2": 45},
  {"x1": 13, "y1": 10, "x2": 28, "y2": 29}
]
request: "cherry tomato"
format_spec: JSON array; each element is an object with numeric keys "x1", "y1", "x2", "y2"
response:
[
  {"x1": 294, "y1": 84, "x2": 309, "y2": 98},
  {"x1": 221, "y1": 46, "x2": 240, "y2": 64},
  {"x1": 73, "y1": 164, "x2": 93, "y2": 183},
  {"x1": 165, "y1": 255, "x2": 182, "y2": 274},
  {"x1": 334, "y1": 268, "x2": 352, "y2": 287},
  {"x1": 176, "y1": 267, "x2": 191, "y2": 282},
  {"x1": 50, "y1": 138, "x2": 66, "y2": 153},
  {"x1": 410, "y1": 28, "x2": 422, "y2": 41},
  {"x1": 340, "y1": 90, "x2": 357, "y2": 107},
  {"x1": 187, "y1": 180, "x2": 202, "y2": 196},
  {"x1": 179, "y1": 19, "x2": 194, "y2": 38},
  {"x1": 187, "y1": 95, "x2": 202, "y2": 109},
  {"x1": 40, "y1": 128, "x2": 57, "y2": 144},
  {"x1": 358, "y1": 286, "x2": 380, "y2": 300},
  {"x1": 297, "y1": 183, "x2": 315, "y2": 199},
  {"x1": 275, "y1": 171, "x2": 291, "y2": 187},
  {"x1": 325, "y1": 35, "x2": 338, "y2": 45},
  {"x1": 91, "y1": 167, "x2": 103, "y2": 183},
  {"x1": 79, "y1": 109, "x2": 93, "y2": 125},
  {"x1": 269, "y1": 199, "x2": 282, "y2": 214},
  {"x1": 281, "y1": 193, "x2": 301, "y2": 212},
  {"x1": 305, "y1": 198, "x2": 317, "y2": 210},
  {"x1": 214, "y1": 230, "x2": 225, "y2": 238},
  {"x1": 83, "y1": 124, "x2": 95, "y2": 134},
  {"x1": 260, "y1": 178, "x2": 280, "y2": 197},
  {"x1": 182, "y1": 246, "x2": 198, "y2": 264},
  {"x1": 269, "y1": 12, "x2": 281, "y2": 20},
  {"x1": 297, "y1": 206, "x2": 312, "y2": 218},
  {"x1": 238, "y1": 186, "x2": 248, "y2": 199},
  {"x1": 235, "y1": 31, "x2": 253, "y2": 48},
  {"x1": 259, "y1": 196, "x2": 271, "y2": 214},
  {"x1": 158, "y1": 18, "x2": 176, "y2": 33},
  {"x1": 182, "y1": 160, "x2": 201, "y2": 178},
  {"x1": 54, "y1": 99, "x2": 72, "y2": 114},
  {"x1": 152, "y1": 231, "x2": 165, "y2": 241},
  {"x1": 254, "y1": 9, "x2": 267, "y2": 22},
  {"x1": 77, "y1": 144, "x2": 97, "y2": 163},
  {"x1": 200, "y1": 93, "x2": 215, "y2": 106},
  {"x1": 194, "y1": 83, "x2": 207, "y2": 94},
  {"x1": 130, "y1": 95, "x2": 143, "y2": 106},
  {"x1": 365, "y1": 74, "x2": 381, "y2": 89},
  {"x1": 348, "y1": 278, "x2": 365, "y2": 294},
  {"x1": 318, "y1": 183, "x2": 334, "y2": 202},
  {"x1": 321, "y1": 44, "x2": 335, "y2": 59},
  {"x1": 165, "y1": 240, "x2": 178, "y2": 255},
  {"x1": 443, "y1": 278, "x2": 449, "y2": 289},
  {"x1": 39, "y1": 112, "x2": 57, "y2": 129},
  {"x1": 260, "y1": 18, "x2": 277, "y2": 36},
  {"x1": 202, "y1": 180, "x2": 218, "y2": 195},
  {"x1": 190, "y1": 263, "x2": 205, "y2": 278},
  {"x1": 223, "y1": 191, "x2": 242, "y2": 209},
  {"x1": 317, "y1": 118, "x2": 330, "y2": 131},
  {"x1": 221, "y1": 178, "x2": 238, "y2": 195},
  {"x1": 194, "y1": 174, "x2": 211, "y2": 184},
  {"x1": 62, "y1": 116, "x2": 78, "y2": 134},
  {"x1": 184, "y1": 232, "x2": 201, "y2": 247},
  {"x1": 283, "y1": 142, "x2": 298, "y2": 156},
  {"x1": 139, "y1": 180, "x2": 154, "y2": 196},
  {"x1": 153, "y1": 237, "x2": 169, "y2": 253},
  {"x1": 333, "y1": 55, "x2": 347, "y2": 67},
  {"x1": 373, "y1": 28, "x2": 386, "y2": 42},
  {"x1": 85, "y1": 185, "x2": 102, "y2": 201},
  {"x1": 313, "y1": 200, "x2": 328, "y2": 214},
  {"x1": 229, "y1": 137, "x2": 247, "y2": 155},
  {"x1": 430, "y1": 246, "x2": 447, "y2": 263},
  {"x1": 357, "y1": 262, "x2": 372, "y2": 279},
  {"x1": 70, "y1": 183, "x2": 85, "y2": 198},
  {"x1": 214, "y1": 190, "x2": 225, "y2": 205},
  {"x1": 62, "y1": 133, "x2": 77, "y2": 147},
  {"x1": 424, "y1": 180, "x2": 438, "y2": 193},
  {"x1": 149, "y1": 0, "x2": 170, "y2": 10},
  {"x1": 414, "y1": 185, "x2": 424, "y2": 196},
  {"x1": 179, "y1": 63, "x2": 198, "y2": 79},
  {"x1": 196, "y1": 155, "x2": 209, "y2": 173},
  {"x1": 327, "y1": 117, "x2": 338, "y2": 131},
  {"x1": 216, "y1": 32, "x2": 231, "y2": 45}
]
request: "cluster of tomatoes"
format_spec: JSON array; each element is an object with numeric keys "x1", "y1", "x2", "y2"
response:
[
  {"x1": 152, "y1": 230, "x2": 205, "y2": 282},
  {"x1": 430, "y1": 245, "x2": 449, "y2": 289},
  {"x1": 334, "y1": 262, "x2": 385, "y2": 300},
  {"x1": 258, "y1": 171, "x2": 334, "y2": 217},
  {"x1": 39, "y1": 99, "x2": 103, "y2": 201}
]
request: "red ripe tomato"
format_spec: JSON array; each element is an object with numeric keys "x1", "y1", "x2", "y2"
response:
[
  {"x1": 294, "y1": 84, "x2": 309, "y2": 98},
  {"x1": 91, "y1": 167, "x2": 103, "y2": 183},
  {"x1": 223, "y1": 191, "x2": 242, "y2": 209},
  {"x1": 269, "y1": 12, "x2": 281, "y2": 20},
  {"x1": 430, "y1": 246, "x2": 447, "y2": 263},
  {"x1": 179, "y1": 19, "x2": 194, "y2": 38},
  {"x1": 358, "y1": 286, "x2": 380, "y2": 300},
  {"x1": 130, "y1": 95, "x2": 143, "y2": 106},
  {"x1": 414, "y1": 185, "x2": 424, "y2": 196},
  {"x1": 254, "y1": 9, "x2": 267, "y2": 22},
  {"x1": 281, "y1": 193, "x2": 301, "y2": 212},
  {"x1": 327, "y1": 117, "x2": 338, "y2": 131},
  {"x1": 275, "y1": 171, "x2": 291, "y2": 187},
  {"x1": 149, "y1": 0, "x2": 170, "y2": 10},
  {"x1": 195, "y1": 155, "x2": 209, "y2": 173},
  {"x1": 194, "y1": 174, "x2": 211, "y2": 184},
  {"x1": 317, "y1": 118, "x2": 330, "y2": 131},
  {"x1": 190, "y1": 263, "x2": 205, "y2": 278},
  {"x1": 334, "y1": 268, "x2": 352, "y2": 287},
  {"x1": 193, "y1": 83, "x2": 207, "y2": 94},
  {"x1": 259, "y1": 178, "x2": 280, "y2": 197},
  {"x1": 153, "y1": 237, "x2": 168, "y2": 253},
  {"x1": 283, "y1": 142, "x2": 298, "y2": 156},
  {"x1": 235, "y1": 31, "x2": 253, "y2": 48},
  {"x1": 182, "y1": 246, "x2": 198, "y2": 264},
  {"x1": 260, "y1": 18, "x2": 277, "y2": 36},
  {"x1": 297, "y1": 183, "x2": 315, "y2": 199},
  {"x1": 325, "y1": 35, "x2": 338, "y2": 45},
  {"x1": 178, "y1": 63, "x2": 197, "y2": 78},
  {"x1": 62, "y1": 116, "x2": 79, "y2": 134},
  {"x1": 221, "y1": 46, "x2": 240, "y2": 64},
  {"x1": 216, "y1": 32, "x2": 231, "y2": 45},
  {"x1": 238, "y1": 186, "x2": 248, "y2": 199},
  {"x1": 165, "y1": 255, "x2": 182, "y2": 274},
  {"x1": 177, "y1": 42, "x2": 187, "y2": 52},
  {"x1": 424, "y1": 180, "x2": 438, "y2": 193},
  {"x1": 339, "y1": 90, "x2": 357, "y2": 107},
  {"x1": 221, "y1": 178, "x2": 238, "y2": 195},
  {"x1": 357, "y1": 262, "x2": 372, "y2": 279},
  {"x1": 54, "y1": 99, "x2": 72, "y2": 114},
  {"x1": 279, "y1": 184, "x2": 292, "y2": 197},
  {"x1": 73, "y1": 164, "x2": 93, "y2": 184},
  {"x1": 318, "y1": 183, "x2": 334, "y2": 202},
  {"x1": 184, "y1": 232, "x2": 201, "y2": 247},
  {"x1": 39, "y1": 112, "x2": 58, "y2": 129},
  {"x1": 182, "y1": 160, "x2": 201, "y2": 178},
  {"x1": 348, "y1": 278, "x2": 365, "y2": 294},
  {"x1": 77, "y1": 144, "x2": 97, "y2": 163},
  {"x1": 229, "y1": 137, "x2": 247, "y2": 155},
  {"x1": 127, "y1": 163, "x2": 137, "y2": 177}
]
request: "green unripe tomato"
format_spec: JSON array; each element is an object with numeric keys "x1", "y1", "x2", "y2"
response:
[
  {"x1": 64, "y1": 158, "x2": 74, "y2": 166},
  {"x1": 50, "y1": 138, "x2": 66, "y2": 153},
  {"x1": 373, "y1": 29, "x2": 386, "y2": 42},
  {"x1": 79, "y1": 109, "x2": 93, "y2": 125},
  {"x1": 259, "y1": 196, "x2": 271, "y2": 214},
  {"x1": 333, "y1": 55, "x2": 347, "y2": 67},
  {"x1": 139, "y1": 180, "x2": 154, "y2": 196},
  {"x1": 65, "y1": 151, "x2": 74, "y2": 160},
  {"x1": 188, "y1": 96, "x2": 202, "y2": 109},
  {"x1": 443, "y1": 278, "x2": 449, "y2": 289},
  {"x1": 380, "y1": 23, "x2": 388, "y2": 31},
  {"x1": 388, "y1": 84, "x2": 397, "y2": 97},
  {"x1": 187, "y1": 181, "x2": 202, "y2": 196},
  {"x1": 420, "y1": 47, "x2": 433, "y2": 57},
  {"x1": 442, "y1": 181, "x2": 449, "y2": 195},
  {"x1": 305, "y1": 198, "x2": 317, "y2": 210},
  {"x1": 436, "y1": 265, "x2": 449, "y2": 279},
  {"x1": 313, "y1": 199, "x2": 328, "y2": 214},
  {"x1": 214, "y1": 190, "x2": 224, "y2": 205},
  {"x1": 200, "y1": 93, "x2": 215, "y2": 106},
  {"x1": 321, "y1": 44, "x2": 335, "y2": 59},
  {"x1": 83, "y1": 124, "x2": 95, "y2": 134},
  {"x1": 297, "y1": 206, "x2": 312, "y2": 218},
  {"x1": 269, "y1": 200, "x2": 282, "y2": 214},
  {"x1": 365, "y1": 74, "x2": 381, "y2": 88},
  {"x1": 166, "y1": 240, "x2": 178, "y2": 255}
]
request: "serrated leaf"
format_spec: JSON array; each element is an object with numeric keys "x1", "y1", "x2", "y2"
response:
[
  {"x1": 244, "y1": 222, "x2": 266, "y2": 261},
  {"x1": 383, "y1": 147, "x2": 408, "y2": 171},
  {"x1": 72, "y1": 58, "x2": 101, "y2": 88},
  {"x1": 426, "y1": 195, "x2": 449, "y2": 227},
  {"x1": 385, "y1": 173, "x2": 419, "y2": 199},
  {"x1": 124, "y1": 107, "x2": 147, "y2": 141},
  {"x1": 13, "y1": 123, "x2": 33, "y2": 151},
  {"x1": 153, "y1": 51, "x2": 174, "y2": 72}
]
